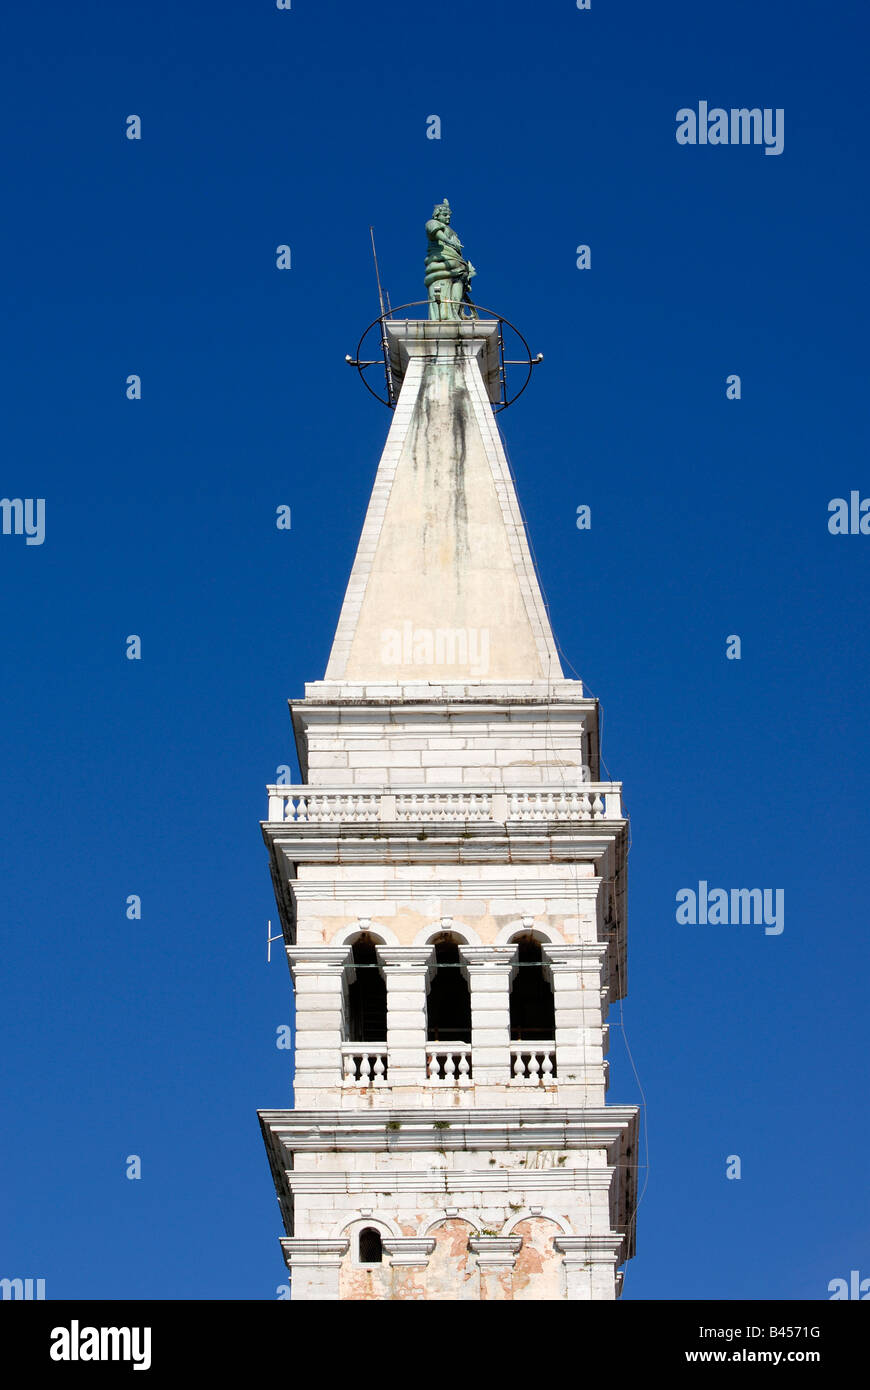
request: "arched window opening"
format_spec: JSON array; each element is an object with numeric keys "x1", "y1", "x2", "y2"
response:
[
  {"x1": 346, "y1": 935, "x2": 387, "y2": 1042},
  {"x1": 509, "y1": 935, "x2": 555, "y2": 1041},
  {"x1": 358, "y1": 1227, "x2": 383, "y2": 1264},
  {"x1": 426, "y1": 935, "x2": 472, "y2": 1043}
]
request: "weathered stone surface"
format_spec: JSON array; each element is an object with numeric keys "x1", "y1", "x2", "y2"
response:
[
  {"x1": 259, "y1": 317, "x2": 637, "y2": 1299},
  {"x1": 325, "y1": 325, "x2": 561, "y2": 685}
]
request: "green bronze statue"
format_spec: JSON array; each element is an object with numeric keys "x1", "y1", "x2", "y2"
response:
[{"x1": 425, "y1": 199, "x2": 478, "y2": 321}]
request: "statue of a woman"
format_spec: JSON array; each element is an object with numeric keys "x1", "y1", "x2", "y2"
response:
[{"x1": 424, "y1": 200, "x2": 478, "y2": 321}]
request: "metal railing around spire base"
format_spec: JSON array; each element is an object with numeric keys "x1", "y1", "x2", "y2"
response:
[{"x1": 345, "y1": 301, "x2": 542, "y2": 412}]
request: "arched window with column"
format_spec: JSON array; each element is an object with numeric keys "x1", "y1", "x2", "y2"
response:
[
  {"x1": 425, "y1": 934, "x2": 472, "y2": 1043},
  {"x1": 345, "y1": 934, "x2": 387, "y2": 1041},
  {"x1": 509, "y1": 934, "x2": 555, "y2": 1040}
]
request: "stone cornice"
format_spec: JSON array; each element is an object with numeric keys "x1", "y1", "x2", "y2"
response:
[
  {"x1": 266, "y1": 828, "x2": 625, "y2": 864},
  {"x1": 543, "y1": 943, "x2": 608, "y2": 968},
  {"x1": 460, "y1": 945, "x2": 518, "y2": 972},
  {"x1": 381, "y1": 1238, "x2": 436, "y2": 1266},
  {"x1": 283, "y1": 1169, "x2": 617, "y2": 1194},
  {"x1": 287, "y1": 878, "x2": 600, "y2": 900},
  {"x1": 279, "y1": 1238, "x2": 348, "y2": 1269},
  {"x1": 259, "y1": 1106, "x2": 638, "y2": 1156},
  {"x1": 468, "y1": 1235, "x2": 523, "y2": 1269},
  {"x1": 295, "y1": 695, "x2": 595, "y2": 714},
  {"x1": 376, "y1": 946, "x2": 436, "y2": 975},
  {"x1": 290, "y1": 876, "x2": 602, "y2": 901},
  {"x1": 554, "y1": 1234, "x2": 625, "y2": 1263},
  {"x1": 286, "y1": 946, "x2": 350, "y2": 972}
]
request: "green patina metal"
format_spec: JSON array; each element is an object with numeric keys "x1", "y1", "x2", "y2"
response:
[{"x1": 424, "y1": 199, "x2": 478, "y2": 321}]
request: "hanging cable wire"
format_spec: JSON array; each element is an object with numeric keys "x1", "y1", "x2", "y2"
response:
[{"x1": 493, "y1": 413, "x2": 649, "y2": 1291}]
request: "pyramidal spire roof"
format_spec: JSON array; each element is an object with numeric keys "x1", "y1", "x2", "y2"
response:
[{"x1": 325, "y1": 320, "x2": 563, "y2": 686}]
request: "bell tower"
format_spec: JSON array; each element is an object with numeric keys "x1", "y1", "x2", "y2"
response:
[{"x1": 258, "y1": 210, "x2": 638, "y2": 1300}]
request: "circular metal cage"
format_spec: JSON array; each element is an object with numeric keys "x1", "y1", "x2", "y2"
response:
[{"x1": 346, "y1": 301, "x2": 542, "y2": 412}]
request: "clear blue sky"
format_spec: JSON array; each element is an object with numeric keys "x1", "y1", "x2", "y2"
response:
[{"x1": 1, "y1": 0, "x2": 868, "y2": 1301}]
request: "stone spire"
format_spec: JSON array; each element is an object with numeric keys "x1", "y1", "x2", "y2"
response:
[{"x1": 326, "y1": 321, "x2": 562, "y2": 686}]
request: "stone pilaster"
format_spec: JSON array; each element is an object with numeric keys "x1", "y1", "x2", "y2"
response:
[
  {"x1": 377, "y1": 946, "x2": 435, "y2": 1088},
  {"x1": 554, "y1": 1234, "x2": 623, "y2": 1300},
  {"x1": 286, "y1": 946, "x2": 350, "y2": 1103},
  {"x1": 469, "y1": 1235, "x2": 522, "y2": 1300},
  {"x1": 543, "y1": 943, "x2": 608, "y2": 1103},
  {"x1": 461, "y1": 945, "x2": 518, "y2": 1086},
  {"x1": 279, "y1": 1238, "x2": 348, "y2": 1301}
]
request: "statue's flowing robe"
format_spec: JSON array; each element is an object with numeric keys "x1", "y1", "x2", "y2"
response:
[{"x1": 425, "y1": 223, "x2": 471, "y2": 296}]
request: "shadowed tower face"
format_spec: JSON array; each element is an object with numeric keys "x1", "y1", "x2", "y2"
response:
[{"x1": 258, "y1": 210, "x2": 638, "y2": 1301}]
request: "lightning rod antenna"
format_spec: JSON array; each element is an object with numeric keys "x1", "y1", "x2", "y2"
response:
[
  {"x1": 267, "y1": 919, "x2": 283, "y2": 964},
  {"x1": 370, "y1": 226, "x2": 387, "y2": 319},
  {"x1": 369, "y1": 226, "x2": 395, "y2": 404}
]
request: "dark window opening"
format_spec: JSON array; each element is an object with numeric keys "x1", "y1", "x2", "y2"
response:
[
  {"x1": 509, "y1": 935, "x2": 555, "y2": 1041},
  {"x1": 358, "y1": 1227, "x2": 383, "y2": 1263},
  {"x1": 346, "y1": 936, "x2": 387, "y2": 1042},
  {"x1": 426, "y1": 936, "x2": 472, "y2": 1043}
]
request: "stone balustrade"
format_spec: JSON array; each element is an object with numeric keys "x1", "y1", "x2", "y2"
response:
[
  {"x1": 397, "y1": 791, "x2": 492, "y2": 822},
  {"x1": 341, "y1": 1044, "x2": 389, "y2": 1084},
  {"x1": 426, "y1": 1045, "x2": 473, "y2": 1084},
  {"x1": 266, "y1": 783, "x2": 623, "y2": 824},
  {"x1": 510, "y1": 1043, "x2": 557, "y2": 1082},
  {"x1": 507, "y1": 790, "x2": 606, "y2": 821},
  {"x1": 333, "y1": 1044, "x2": 567, "y2": 1086}
]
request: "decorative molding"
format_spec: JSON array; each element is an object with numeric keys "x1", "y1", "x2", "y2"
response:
[
  {"x1": 493, "y1": 919, "x2": 569, "y2": 945},
  {"x1": 460, "y1": 944, "x2": 519, "y2": 977},
  {"x1": 412, "y1": 919, "x2": 484, "y2": 947},
  {"x1": 542, "y1": 942, "x2": 608, "y2": 969},
  {"x1": 261, "y1": 1106, "x2": 637, "y2": 1154},
  {"x1": 554, "y1": 1233, "x2": 625, "y2": 1264},
  {"x1": 382, "y1": 1238, "x2": 436, "y2": 1267},
  {"x1": 468, "y1": 1235, "x2": 522, "y2": 1270},
  {"x1": 292, "y1": 877, "x2": 606, "y2": 902},
  {"x1": 329, "y1": 921, "x2": 400, "y2": 948},
  {"x1": 330, "y1": 1212, "x2": 402, "y2": 1240},
  {"x1": 272, "y1": 833, "x2": 623, "y2": 870},
  {"x1": 295, "y1": 696, "x2": 595, "y2": 715},
  {"x1": 376, "y1": 945, "x2": 436, "y2": 977},
  {"x1": 286, "y1": 946, "x2": 351, "y2": 973},
  {"x1": 283, "y1": 1169, "x2": 616, "y2": 1194},
  {"x1": 423, "y1": 1210, "x2": 484, "y2": 1236},
  {"x1": 279, "y1": 1238, "x2": 348, "y2": 1270},
  {"x1": 502, "y1": 1207, "x2": 570, "y2": 1236}
]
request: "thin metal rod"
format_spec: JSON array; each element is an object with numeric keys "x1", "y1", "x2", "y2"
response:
[
  {"x1": 266, "y1": 919, "x2": 283, "y2": 963},
  {"x1": 369, "y1": 226, "x2": 395, "y2": 404},
  {"x1": 369, "y1": 226, "x2": 387, "y2": 319}
]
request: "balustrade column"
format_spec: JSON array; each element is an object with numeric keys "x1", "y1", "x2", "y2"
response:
[
  {"x1": 286, "y1": 946, "x2": 351, "y2": 1103},
  {"x1": 542, "y1": 943, "x2": 608, "y2": 1101},
  {"x1": 460, "y1": 946, "x2": 518, "y2": 1086},
  {"x1": 376, "y1": 946, "x2": 436, "y2": 1087}
]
